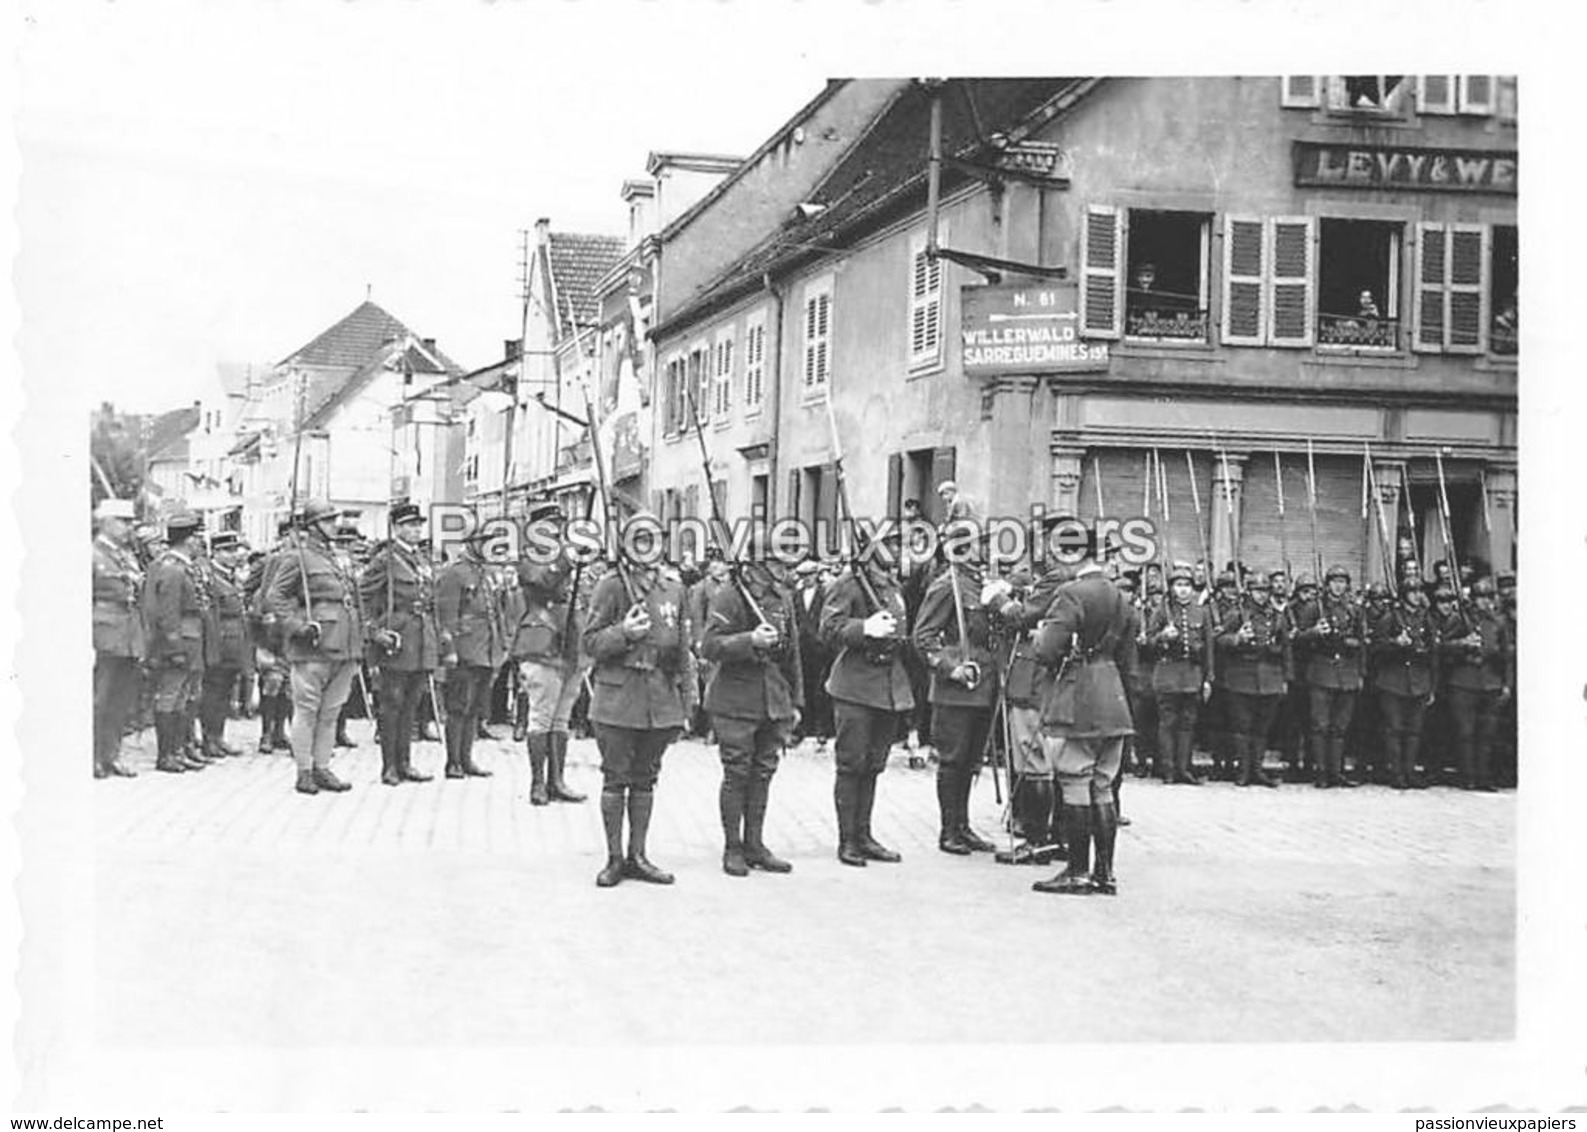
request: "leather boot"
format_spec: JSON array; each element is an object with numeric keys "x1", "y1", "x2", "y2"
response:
[
  {"x1": 334, "y1": 713, "x2": 355, "y2": 748},
  {"x1": 1403, "y1": 732, "x2": 1427, "y2": 788},
  {"x1": 460, "y1": 718, "x2": 493, "y2": 777},
  {"x1": 380, "y1": 732, "x2": 401, "y2": 786},
  {"x1": 547, "y1": 732, "x2": 585, "y2": 802},
  {"x1": 272, "y1": 697, "x2": 293, "y2": 753},
  {"x1": 720, "y1": 771, "x2": 749, "y2": 877},
  {"x1": 1311, "y1": 733, "x2": 1331, "y2": 787},
  {"x1": 1090, "y1": 800, "x2": 1119, "y2": 895},
  {"x1": 957, "y1": 771, "x2": 995, "y2": 852},
  {"x1": 399, "y1": 727, "x2": 432, "y2": 781},
  {"x1": 1384, "y1": 732, "x2": 1407, "y2": 789},
  {"x1": 997, "y1": 779, "x2": 1060, "y2": 865},
  {"x1": 526, "y1": 733, "x2": 550, "y2": 805},
  {"x1": 1235, "y1": 734, "x2": 1255, "y2": 787},
  {"x1": 1157, "y1": 720, "x2": 1177, "y2": 783},
  {"x1": 1251, "y1": 738, "x2": 1279, "y2": 787},
  {"x1": 622, "y1": 787, "x2": 674, "y2": 884},
  {"x1": 1456, "y1": 732, "x2": 1477, "y2": 790},
  {"x1": 512, "y1": 697, "x2": 528, "y2": 743},
  {"x1": 834, "y1": 773, "x2": 867, "y2": 867},
  {"x1": 596, "y1": 786, "x2": 626, "y2": 887},
  {"x1": 1173, "y1": 729, "x2": 1203, "y2": 785},
  {"x1": 444, "y1": 716, "x2": 467, "y2": 778},
  {"x1": 743, "y1": 775, "x2": 792, "y2": 873},
  {"x1": 1033, "y1": 803, "x2": 1094, "y2": 894},
  {"x1": 937, "y1": 769, "x2": 971, "y2": 855},
  {"x1": 855, "y1": 773, "x2": 901, "y2": 862},
  {"x1": 257, "y1": 700, "x2": 275, "y2": 752},
  {"x1": 154, "y1": 712, "x2": 185, "y2": 773}
]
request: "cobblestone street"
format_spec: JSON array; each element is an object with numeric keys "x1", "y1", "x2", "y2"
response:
[{"x1": 93, "y1": 723, "x2": 1515, "y2": 1052}]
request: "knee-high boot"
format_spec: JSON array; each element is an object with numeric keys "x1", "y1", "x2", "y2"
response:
[
  {"x1": 834, "y1": 772, "x2": 866, "y2": 867},
  {"x1": 855, "y1": 773, "x2": 900, "y2": 862},
  {"x1": 526, "y1": 733, "x2": 550, "y2": 805},
  {"x1": 154, "y1": 712, "x2": 185, "y2": 773},
  {"x1": 743, "y1": 774, "x2": 791, "y2": 873},
  {"x1": 958, "y1": 770, "x2": 994, "y2": 851},
  {"x1": 720, "y1": 768, "x2": 749, "y2": 876},
  {"x1": 936, "y1": 768, "x2": 970, "y2": 854},
  {"x1": 547, "y1": 731, "x2": 584, "y2": 801},
  {"x1": 623, "y1": 786, "x2": 673, "y2": 884},
  {"x1": 1089, "y1": 800, "x2": 1119, "y2": 895},
  {"x1": 1033, "y1": 803, "x2": 1093, "y2": 894},
  {"x1": 595, "y1": 785, "x2": 626, "y2": 887}
]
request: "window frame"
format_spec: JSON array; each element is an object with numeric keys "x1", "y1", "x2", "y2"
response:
[
  {"x1": 1314, "y1": 218, "x2": 1405, "y2": 354},
  {"x1": 1121, "y1": 208, "x2": 1212, "y2": 346},
  {"x1": 1458, "y1": 75, "x2": 1496, "y2": 115}
]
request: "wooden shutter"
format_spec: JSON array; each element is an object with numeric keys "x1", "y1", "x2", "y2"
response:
[
  {"x1": 910, "y1": 243, "x2": 943, "y2": 364},
  {"x1": 1447, "y1": 224, "x2": 1489, "y2": 354},
  {"x1": 931, "y1": 446, "x2": 957, "y2": 501},
  {"x1": 1222, "y1": 216, "x2": 1266, "y2": 346},
  {"x1": 1458, "y1": 75, "x2": 1495, "y2": 115},
  {"x1": 1281, "y1": 76, "x2": 1320, "y2": 108},
  {"x1": 1497, "y1": 75, "x2": 1518, "y2": 122},
  {"x1": 1417, "y1": 75, "x2": 1456, "y2": 115},
  {"x1": 1413, "y1": 223, "x2": 1448, "y2": 352},
  {"x1": 1080, "y1": 205, "x2": 1124, "y2": 339},
  {"x1": 1268, "y1": 217, "x2": 1315, "y2": 347},
  {"x1": 786, "y1": 468, "x2": 802, "y2": 522},
  {"x1": 887, "y1": 453, "x2": 904, "y2": 520}
]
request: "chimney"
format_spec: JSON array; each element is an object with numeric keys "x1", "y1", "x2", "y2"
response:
[
  {"x1": 421, "y1": 337, "x2": 436, "y2": 353},
  {"x1": 535, "y1": 217, "x2": 551, "y2": 247},
  {"x1": 504, "y1": 339, "x2": 522, "y2": 362}
]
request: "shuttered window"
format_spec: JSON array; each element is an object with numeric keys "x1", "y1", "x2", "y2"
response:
[
  {"x1": 743, "y1": 312, "x2": 766, "y2": 414},
  {"x1": 1269, "y1": 217, "x2": 1316, "y2": 347},
  {"x1": 1080, "y1": 205, "x2": 1124, "y2": 339},
  {"x1": 711, "y1": 330, "x2": 734, "y2": 421},
  {"x1": 1415, "y1": 223, "x2": 1489, "y2": 355},
  {"x1": 908, "y1": 232, "x2": 943, "y2": 369},
  {"x1": 1417, "y1": 75, "x2": 1456, "y2": 115},
  {"x1": 661, "y1": 354, "x2": 684, "y2": 437},
  {"x1": 802, "y1": 277, "x2": 832, "y2": 391},
  {"x1": 686, "y1": 343, "x2": 709, "y2": 427},
  {"x1": 1281, "y1": 76, "x2": 1320, "y2": 108},
  {"x1": 1458, "y1": 75, "x2": 1495, "y2": 115},
  {"x1": 1221, "y1": 216, "x2": 1266, "y2": 346}
]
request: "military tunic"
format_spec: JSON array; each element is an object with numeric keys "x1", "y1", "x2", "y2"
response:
[
  {"x1": 92, "y1": 533, "x2": 145, "y2": 773},
  {"x1": 362, "y1": 538, "x2": 444, "y2": 779}
]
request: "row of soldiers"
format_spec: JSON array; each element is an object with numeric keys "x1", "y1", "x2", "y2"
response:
[{"x1": 92, "y1": 495, "x2": 1515, "y2": 895}]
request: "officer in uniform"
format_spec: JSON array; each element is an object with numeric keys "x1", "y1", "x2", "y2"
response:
[
  {"x1": 265, "y1": 498, "x2": 365, "y2": 795},
  {"x1": 820, "y1": 534, "x2": 913, "y2": 868},
  {"x1": 1145, "y1": 562, "x2": 1214, "y2": 785},
  {"x1": 199, "y1": 531, "x2": 251, "y2": 759},
  {"x1": 912, "y1": 532, "x2": 999, "y2": 857},
  {"x1": 1290, "y1": 565, "x2": 1366, "y2": 788},
  {"x1": 1216, "y1": 573, "x2": 1287, "y2": 788},
  {"x1": 1437, "y1": 581, "x2": 1510, "y2": 791},
  {"x1": 435, "y1": 527, "x2": 504, "y2": 778},
  {"x1": 248, "y1": 517, "x2": 298, "y2": 754},
  {"x1": 91, "y1": 498, "x2": 144, "y2": 778},
  {"x1": 701, "y1": 533, "x2": 803, "y2": 877},
  {"x1": 145, "y1": 512, "x2": 211, "y2": 774},
  {"x1": 582, "y1": 526, "x2": 697, "y2": 888},
  {"x1": 360, "y1": 501, "x2": 442, "y2": 786},
  {"x1": 510, "y1": 502, "x2": 587, "y2": 806},
  {"x1": 1371, "y1": 582, "x2": 1438, "y2": 789},
  {"x1": 1030, "y1": 543, "x2": 1137, "y2": 896}
]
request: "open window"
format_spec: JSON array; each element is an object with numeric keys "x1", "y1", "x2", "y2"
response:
[
  {"x1": 1124, "y1": 210, "x2": 1210, "y2": 343},
  {"x1": 1490, "y1": 225, "x2": 1517, "y2": 356},
  {"x1": 1328, "y1": 75, "x2": 1411, "y2": 115},
  {"x1": 1316, "y1": 219, "x2": 1403, "y2": 350}
]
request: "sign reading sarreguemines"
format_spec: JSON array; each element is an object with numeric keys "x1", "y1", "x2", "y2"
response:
[
  {"x1": 1292, "y1": 141, "x2": 1517, "y2": 194},
  {"x1": 960, "y1": 282, "x2": 1110, "y2": 376}
]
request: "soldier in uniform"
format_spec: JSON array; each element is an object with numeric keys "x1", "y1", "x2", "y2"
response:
[
  {"x1": 1216, "y1": 573, "x2": 1288, "y2": 788},
  {"x1": 331, "y1": 519, "x2": 369, "y2": 749},
  {"x1": 145, "y1": 512, "x2": 211, "y2": 774},
  {"x1": 91, "y1": 498, "x2": 144, "y2": 778},
  {"x1": 434, "y1": 527, "x2": 504, "y2": 779},
  {"x1": 510, "y1": 502, "x2": 587, "y2": 807},
  {"x1": 1117, "y1": 571, "x2": 1157, "y2": 780},
  {"x1": 820, "y1": 534, "x2": 913, "y2": 868},
  {"x1": 1371, "y1": 582, "x2": 1439, "y2": 789},
  {"x1": 1494, "y1": 570, "x2": 1518, "y2": 786},
  {"x1": 1202, "y1": 570, "x2": 1242, "y2": 780},
  {"x1": 701, "y1": 533, "x2": 803, "y2": 877},
  {"x1": 265, "y1": 499, "x2": 365, "y2": 795},
  {"x1": 1145, "y1": 562, "x2": 1214, "y2": 786},
  {"x1": 1279, "y1": 574, "x2": 1318, "y2": 781},
  {"x1": 249, "y1": 517, "x2": 297, "y2": 754},
  {"x1": 1437, "y1": 580, "x2": 1511, "y2": 791},
  {"x1": 582, "y1": 525, "x2": 697, "y2": 888},
  {"x1": 792, "y1": 561, "x2": 833, "y2": 746},
  {"x1": 1030, "y1": 543, "x2": 1137, "y2": 896},
  {"x1": 912, "y1": 532, "x2": 999, "y2": 856},
  {"x1": 1290, "y1": 565, "x2": 1366, "y2": 788},
  {"x1": 360, "y1": 501, "x2": 442, "y2": 786},
  {"x1": 198, "y1": 531, "x2": 251, "y2": 759}
]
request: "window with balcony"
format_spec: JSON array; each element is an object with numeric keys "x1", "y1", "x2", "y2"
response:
[
  {"x1": 1124, "y1": 210, "x2": 1211, "y2": 343},
  {"x1": 1316, "y1": 219, "x2": 1403, "y2": 350}
]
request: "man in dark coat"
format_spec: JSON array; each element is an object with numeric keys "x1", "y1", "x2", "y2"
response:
[
  {"x1": 701, "y1": 539, "x2": 803, "y2": 877},
  {"x1": 1215, "y1": 574, "x2": 1288, "y2": 788},
  {"x1": 1030, "y1": 547, "x2": 1137, "y2": 896},
  {"x1": 360, "y1": 501, "x2": 444, "y2": 786},
  {"x1": 145, "y1": 512, "x2": 212, "y2": 774},
  {"x1": 582, "y1": 536, "x2": 697, "y2": 888},
  {"x1": 1438, "y1": 580, "x2": 1512, "y2": 791},
  {"x1": 820, "y1": 540, "x2": 913, "y2": 868},
  {"x1": 91, "y1": 498, "x2": 144, "y2": 778},
  {"x1": 435, "y1": 528, "x2": 505, "y2": 778},
  {"x1": 199, "y1": 531, "x2": 252, "y2": 759}
]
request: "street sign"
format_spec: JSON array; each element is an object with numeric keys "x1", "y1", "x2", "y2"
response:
[{"x1": 960, "y1": 282, "x2": 1110, "y2": 376}]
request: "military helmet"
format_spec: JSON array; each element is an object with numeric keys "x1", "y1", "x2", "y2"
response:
[
  {"x1": 1168, "y1": 562, "x2": 1194, "y2": 584},
  {"x1": 1471, "y1": 578, "x2": 1497, "y2": 597},
  {"x1": 1324, "y1": 564, "x2": 1351, "y2": 583},
  {"x1": 1215, "y1": 570, "x2": 1237, "y2": 589},
  {"x1": 1293, "y1": 573, "x2": 1317, "y2": 591},
  {"x1": 1246, "y1": 574, "x2": 1270, "y2": 592},
  {"x1": 297, "y1": 498, "x2": 338, "y2": 525}
]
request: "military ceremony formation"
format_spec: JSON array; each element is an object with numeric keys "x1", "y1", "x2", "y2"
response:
[{"x1": 91, "y1": 467, "x2": 1517, "y2": 899}]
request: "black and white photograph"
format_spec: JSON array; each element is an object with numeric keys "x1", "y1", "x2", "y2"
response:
[{"x1": 6, "y1": 0, "x2": 1583, "y2": 1117}]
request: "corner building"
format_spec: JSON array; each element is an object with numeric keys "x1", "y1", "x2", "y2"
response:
[{"x1": 647, "y1": 77, "x2": 1517, "y2": 579}]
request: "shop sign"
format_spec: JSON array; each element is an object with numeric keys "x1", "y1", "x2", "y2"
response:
[
  {"x1": 1293, "y1": 141, "x2": 1517, "y2": 194},
  {"x1": 960, "y1": 282, "x2": 1110, "y2": 376}
]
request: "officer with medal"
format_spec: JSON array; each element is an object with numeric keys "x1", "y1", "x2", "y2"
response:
[
  {"x1": 1291, "y1": 565, "x2": 1366, "y2": 788},
  {"x1": 701, "y1": 529, "x2": 803, "y2": 877},
  {"x1": 911, "y1": 524, "x2": 999, "y2": 857},
  {"x1": 582, "y1": 514, "x2": 698, "y2": 888},
  {"x1": 199, "y1": 530, "x2": 251, "y2": 759},
  {"x1": 1145, "y1": 562, "x2": 1214, "y2": 785},
  {"x1": 91, "y1": 498, "x2": 145, "y2": 778},
  {"x1": 145, "y1": 511, "x2": 212, "y2": 774},
  {"x1": 820, "y1": 530, "x2": 913, "y2": 868},
  {"x1": 435, "y1": 525, "x2": 505, "y2": 779},
  {"x1": 1215, "y1": 573, "x2": 1288, "y2": 788},
  {"x1": 1030, "y1": 537, "x2": 1138, "y2": 896},
  {"x1": 264, "y1": 499, "x2": 365, "y2": 795},
  {"x1": 1437, "y1": 580, "x2": 1511, "y2": 791},
  {"x1": 1371, "y1": 581, "x2": 1439, "y2": 789},
  {"x1": 360, "y1": 501, "x2": 442, "y2": 786}
]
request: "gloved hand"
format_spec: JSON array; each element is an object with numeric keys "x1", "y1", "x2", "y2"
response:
[
  {"x1": 862, "y1": 610, "x2": 897, "y2": 640},
  {"x1": 295, "y1": 621, "x2": 322, "y2": 646},
  {"x1": 622, "y1": 604, "x2": 653, "y2": 641},
  {"x1": 980, "y1": 578, "x2": 1012, "y2": 606},
  {"x1": 751, "y1": 622, "x2": 780, "y2": 649},
  {"x1": 374, "y1": 629, "x2": 401, "y2": 653}
]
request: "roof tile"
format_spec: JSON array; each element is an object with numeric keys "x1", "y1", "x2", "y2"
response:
[{"x1": 547, "y1": 233, "x2": 626, "y2": 338}]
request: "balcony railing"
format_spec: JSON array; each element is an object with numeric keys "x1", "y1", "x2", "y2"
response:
[
  {"x1": 1125, "y1": 305, "x2": 1210, "y2": 341},
  {"x1": 1490, "y1": 324, "x2": 1518, "y2": 356},
  {"x1": 1317, "y1": 312, "x2": 1400, "y2": 350}
]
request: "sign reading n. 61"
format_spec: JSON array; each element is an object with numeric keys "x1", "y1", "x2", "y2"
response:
[{"x1": 960, "y1": 282, "x2": 1111, "y2": 376}]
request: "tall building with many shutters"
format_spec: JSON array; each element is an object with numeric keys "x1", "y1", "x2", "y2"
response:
[{"x1": 646, "y1": 76, "x2": 1518, "y2": 580}]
